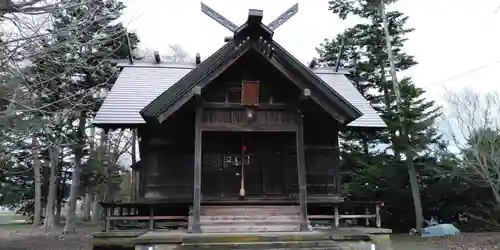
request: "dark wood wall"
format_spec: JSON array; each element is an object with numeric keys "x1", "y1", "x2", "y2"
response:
[{"x1": 137, "y1": 51, "x2": 342, "y2": 200}]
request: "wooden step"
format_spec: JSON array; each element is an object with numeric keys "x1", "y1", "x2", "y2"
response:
[
  {"x1": 193, "y1": 221, "x2": 301, "y2": 226},
  {"x1": 199, "y1": 215, "x2": 301, "y2": 221},
  {"x1": 200, "y1": 206, "x2": 300, "y2": 216},
  {"x1": 200, "y1": 205, "x2": 300, "y2": 211},
  {"x1": 201, "y1": 224, "x2": 301, "y2": 233},
  {"x1": 181, "y1": 240, "x2": 365, "y2": 249},
  {"x1": 189, "y1": 205, "x2": 308, "y2": 233},
  {"x1": 201, "y1": 211, "x2": 300, "y2": 216}
]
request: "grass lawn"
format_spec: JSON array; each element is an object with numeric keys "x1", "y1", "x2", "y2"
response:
[{"x1": 0, "y1": 212, "x2": 30, "y2": 226}]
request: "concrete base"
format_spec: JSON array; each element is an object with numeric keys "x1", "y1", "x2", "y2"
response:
[
  {"x1": 336, "y1": 228, "x2": 393, "y2": 250},
  {"x1": 93, "y1": 228, "x2": 392, "y2": 250}
]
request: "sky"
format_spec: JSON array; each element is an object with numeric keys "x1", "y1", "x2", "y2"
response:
[
  {"x1": 112, "y1": 0, "x2": 500, "y2": 161},
  {"x1": 119, "y1": 0, "x2": 500, "y2": 109}
]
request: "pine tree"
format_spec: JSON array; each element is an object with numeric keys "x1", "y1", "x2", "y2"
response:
[
  {"x1": 318, "y1": 0, "x2": 444, "y2": 230},
  {"x1": 24, "y1": 0, "x2": 139, "y2": 233}
]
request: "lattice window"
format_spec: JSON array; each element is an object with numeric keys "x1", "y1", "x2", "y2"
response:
[{"x1": 203, "y1": 153, "x2": 224, "y2": 170}]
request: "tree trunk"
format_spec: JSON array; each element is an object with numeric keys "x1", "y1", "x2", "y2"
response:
[
  {"x1": 380, "y1": 67, "x2": 401, "y2": 162},
  {"x1": 380, "y1": 1, "x2": 423, "y2": 231},
  {"x1": 92, "y1": 129, "x2": 108, "y2": 222},
  {"x1": 55, "y1": 161, "x2": 63, "y2": 226},
  {"x1": 82, "y1": 192, "x2": 91, "y2": 221},
  {"x1": 91, "y1": 193, "x2": 102, "y2": 221},
  {"x1": 83, "y1": 124, "x2": 95, "y2": 220},
  {"x1": 55, "y1": 198, "x2": 62, "y2": 225},
  {"x1": 43, "y1": 145, "x2": 59, "y2": 229},
  {"x1": 31, "y1": 136, "x2": 42, "y2": 227},
  {"x1": 407, "y1": 150, "x2": 424, "y2": 231},
  {"x1": 63, "y1": 111, "x2": 86, "y2": 234}
]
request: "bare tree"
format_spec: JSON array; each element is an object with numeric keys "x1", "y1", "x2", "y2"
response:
[
  {"x1": 0, "y1": 0, "x2": 59, "y2": 15},
  {"x1": 165, "y1": 44, "x2": 189, "y2": 62},
  {"x1": 133, "y1": 43, "x2": 189, "y2": 63},
  {"x1": 89, "y1": 128, "x2": 133, "y2": 221},
  {"x1": 445, "y1": 88, "x2": 500, "y2": 227}
]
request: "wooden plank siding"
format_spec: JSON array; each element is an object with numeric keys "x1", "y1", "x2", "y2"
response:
[
  {"x1": 135, "y1": 50, "x2": 343, "y2": 202},
  {"x1": 138, "y1": 147, "x2": 341, "y2": 199},
  {"x1": 201, "y1": 108, "x2": 296, "y2": 132}
]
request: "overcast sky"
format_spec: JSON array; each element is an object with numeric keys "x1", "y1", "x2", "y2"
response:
[{"x1": 119, "y1": 0, "x2": 500, "y2": 107}]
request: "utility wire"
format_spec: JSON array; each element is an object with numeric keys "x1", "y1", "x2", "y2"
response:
[
  {"x1": 418, "y1": 3, "x2": 500, "y2": 89},
  {"x1": 421, "y1": 60, "x2": 500, "y2": 89}
]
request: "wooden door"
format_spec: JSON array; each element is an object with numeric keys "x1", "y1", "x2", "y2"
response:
[{"x1": 202, "y1": 132, "x2": 244, "y2": 198}]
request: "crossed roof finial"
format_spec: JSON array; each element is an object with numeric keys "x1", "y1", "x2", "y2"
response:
[{"x1": 201, "y1": 2, "x2": 299, "y2": 35}]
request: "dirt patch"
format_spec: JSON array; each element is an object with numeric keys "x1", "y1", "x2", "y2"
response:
[
  {"x1": 392, "y1": 233, "x2": 500, "y2": 250},
  {"x1": 428, "y1": 233, "x2": 500, "y2": 250}
]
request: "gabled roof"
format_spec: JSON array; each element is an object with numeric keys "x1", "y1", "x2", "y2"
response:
[
  {"x1": 92, "y1": 62, "x2": 194, "y2": 126},
  {"x1": 93, "y1": 6, "x2": 386, "y2": 129},
  {"x1": 140, "y1": 40, "x2": 250, "y2": 122},
  {"x1": 92, "y1": 61, "x2": 386, "y2": 128},
  {"x1": 141, "y1": 38, "x2": 363, "y2": 125},
  {"x1": 314, "y1": 68, "x2": 386, "y2": 128},
  {"x1": 140, "y1": 41, "x2": 238, "y2": 118}
]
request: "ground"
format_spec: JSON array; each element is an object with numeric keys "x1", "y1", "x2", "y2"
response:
[
  {"x1": 0, "y1": 226, "x2": 93, "y2": 250},
  {"x1": 1, "y1": 212, "x2": 500, "y2": 250},
  {"x1": 0, "y1": 212, "x2": 94, "y2": 250},
  {"x1": 392, "y1": 234, "x2": 500, "y2": 250},
  {"x1": 2, "y1": 228, "x2": 500, "y2": 250}
]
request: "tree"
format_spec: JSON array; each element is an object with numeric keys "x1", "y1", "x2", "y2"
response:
[
  {"x1": 0, "y1": 0, "x2": 139, "y2": 232},
  {"x1": 31, "y1": 136, "x2": 42, "y2": 227},
  {"x1": 0, "y1": 0, "x2": 60, "y2": 15},
  {"x1": 445, "y1": 89, "x2": 500, "y2": 228},
  {"x1": 318, "y1": 0, "x2": 444, "y2": 231},
  {"x1": 31, "y1": 0, "x2": 140, "y2": 234},
  {"x1": 0, "y1": 0, "x2": 128, "y2": 228},
  {"x1": 134, "y1": 43, "x2": 189, "y2": 62},
  {"x1": 165, "y1": 44, "x2": 189, "y2": 62}
]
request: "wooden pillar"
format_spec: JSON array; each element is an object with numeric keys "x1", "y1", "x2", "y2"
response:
[
  {"x1": 149, "y1": 205, "x2": 154, "y2": 230},
  {"x1": 376, "y1": 204, "x2": 382, "y2": 228},
  {"x1": 365, "y1": 207, "x2": 370, "y2": 226},
  {"x1": 105, "y1": 207, "x2": 111, "y2": 232},
  {"x1": 295, "y1": 112, "x2": 309, "y2": 231},
  {"x1": 131, "y1": 128, "x2": 137, "y2": 201},
  {"x1": 334, "y1": 205, "x2": 339, "y2": 227},
  {"x1": 191, "y1": 104, "x2": 203, "y2": 233},
  {"x1": 333, "y1": 130, "x2": 342, "y2": 194}
]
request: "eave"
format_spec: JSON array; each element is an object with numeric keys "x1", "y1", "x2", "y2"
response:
[{"x1": 140, "y1": 40, "x2": 238, "y2": 120}]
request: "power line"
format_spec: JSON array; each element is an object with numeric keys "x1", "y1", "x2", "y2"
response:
[{"x1": 421, "y1": 60, "x2": 500, "y2": 89}]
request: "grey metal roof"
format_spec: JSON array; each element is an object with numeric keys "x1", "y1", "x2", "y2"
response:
[
  {"x1": 93, "y1": 63, "x2": 194, "y2": 125},
  {"x1": 313, "y1": 68, "x2": 386, "y2": 128},
  {"x1": 93, "y1": 63, "x2": 386, "y2": 128}
]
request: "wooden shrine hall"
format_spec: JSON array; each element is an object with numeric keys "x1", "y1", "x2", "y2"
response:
[{"x1": 92, "y1": 3, "x2": 391, "y2": 250}]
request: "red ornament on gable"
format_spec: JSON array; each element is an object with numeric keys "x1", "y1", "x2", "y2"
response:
[
  {"x1": 242, "y1": 145, "x2": 247, "y2": 152},
  {"x1": 241, "y1": 80, "x2": 260, "y2": 106}
]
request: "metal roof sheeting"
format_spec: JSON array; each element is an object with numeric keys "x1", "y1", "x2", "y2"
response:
[
  {"x1": 313, "y1": 68, "x2": 387, "y2": 128},
  {"x1": 93, "y1": 65, "x2": 194, "y2": 125},
  {"x1": 93, "y1": 64, "x2": 386, "y2": 128}
]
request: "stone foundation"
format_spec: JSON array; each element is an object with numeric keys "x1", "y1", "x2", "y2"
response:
[{"x1": 94, "y1": 228, "x2": 392, "y2": 250}]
